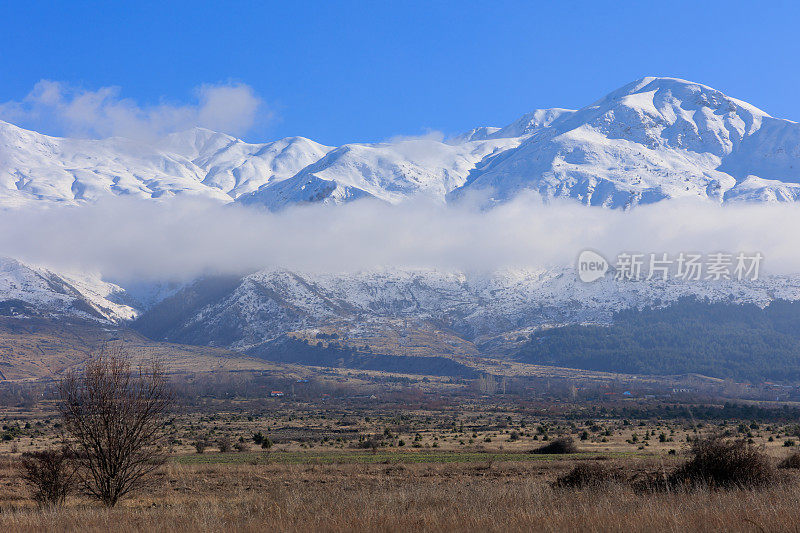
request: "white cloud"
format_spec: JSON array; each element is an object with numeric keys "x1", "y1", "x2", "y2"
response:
[
  {"x1": 0, "y1": 80, "x2": 268, "y2": 141},
  {"x1": 0, "y1": 195, "x2": 798, "y2": 282}
]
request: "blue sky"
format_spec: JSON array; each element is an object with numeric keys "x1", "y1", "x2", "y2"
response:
[{"x1": 1, "y1": 1, "x2": 798, "y2": 145}]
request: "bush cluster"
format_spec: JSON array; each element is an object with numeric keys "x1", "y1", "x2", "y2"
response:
[
  {"x1": 556, "y1": 437, "x2": 780, "y2": 493},
  {"x1": 667, "y1": 437, "x2": 775, "y2": 489},
  {"x1": 531, "y1": 437, "x2": 578, "y2": 455}
]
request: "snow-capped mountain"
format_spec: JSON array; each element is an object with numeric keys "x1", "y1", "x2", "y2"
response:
[
  {"x1": 4, "y1": 76, "x2": 800, "y2": 360},
  {"x1": 161, "y1": 128, "x2": 333, "y2": 198},
  {"x1": 236, "y1": 136, "x2": 521, "y2": 208},
  {"x1": 452, "y1": 77, "x2": 800, "y2": 207},
  {"x1": 6, "y1": 248, "x2": 800, "y2": 357},
  {"x1": 0, "y1": 121, "x2": 332, "y2": 208},
  {"x1": 0, "y1": 257, "x2": 136, "y2": 322},
  {"x1": 3, "y1": 76, "x2": 800, "y2": 210},
  {"x1": 131, "y1": 267, "x2": 800, "y2": 352}
]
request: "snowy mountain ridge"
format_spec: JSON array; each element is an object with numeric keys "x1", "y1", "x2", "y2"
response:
[
  {"x1": 0, "y1": 257, "x2": 136, "y2": 322},
  {"x1": 3, "y1": 76, "x2": 800, "y2": 210},
  {"x1": 5, "y1": 253, "x2": 800, "y2": 358},
  {"x1": 131, "y1": 266, "x2": 800, "y2": 351},
  {"x1": 3, "y1": 77, "x2": 800, "y2": 354},
  {"x1": 451, "y1": 77, "x2": 800, "y2": 207}
]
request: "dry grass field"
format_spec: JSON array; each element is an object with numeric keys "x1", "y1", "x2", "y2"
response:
[
  {"x1": 1, "y1": 455, "x2": 799, "y2": 532},
  {"x1": 2, "y1": 400, "x2": 800, "y2": 532},
  {"x1": 3, "y1": 347, "x2": 800, "y2": 532}
]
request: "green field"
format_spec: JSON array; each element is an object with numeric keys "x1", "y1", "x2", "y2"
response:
[{"x1": 172, "y1": 449, "x2": 643, "y2": 465}]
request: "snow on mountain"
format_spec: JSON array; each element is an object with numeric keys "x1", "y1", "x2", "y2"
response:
[
  {"x1": 3, "y1": 76, "x2": 800, "y2": 210},
  {"x1": 0, "y1": 120, "x2": 230, "y2": 208},
  {"x1": 161, "y1": 128, "x2": 333, "y2": 198},
  {"x1": 483, "y1": 108, "x2": 576, "y2": 140},
  {"x1": 0, "y1": 121, "x2": 332, "y2": 207},
  {"x1": 448, "y1": 109, "x2": 575, "y2": 143},
  {"x1": 451, "y1": 77, "x2": 800, "y2": 207},
  {"x1": 5, "y1": 76, "x2": 800, "y2": 346},
  {"x1": 0, "y1": 257, "x2": 136, "y2": 322},
  {"x1": 237, "y1": 136, "x2": 522, "y2": 208},
  {"x1": 0, "y1": 118, "x2": 520, "y2": 210},
  {"x1": 449, "y1": 127, "x2": 502, "y2": 144},
  {"x1": 133, "y1": 266, "x2": 800, "y2": 351},
  {"x1": 4, "y1": 251, "x2": 798, "y2": 351}
]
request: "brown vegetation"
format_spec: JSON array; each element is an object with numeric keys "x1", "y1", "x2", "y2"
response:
[
  {"x1": 531, "y1": 437, "x2": 578, "y2": 455},
  {"x1": 779, "y1": 451, "x2": 800, "y2": 469},
  {"x1": 58, "y1": 355, "x2": 173, "y2": 507},
  {"x1": 0, "y1": 460, "x2": 799, "y2": 532},
  {"x1": 3, "y1": 348, "x2": 800, "y2": 530},
  {"x1": 553, "y1": 462, "x2": 624, "y2": 489},
  {"x1": 19, "y1": 448, "x2": 75, "y2": 506},
  {"x1": 667, "y1": 437, "x2": 776, "y2": 490}
]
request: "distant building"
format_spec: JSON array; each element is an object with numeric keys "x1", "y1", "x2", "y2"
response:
[{"x1": 270, "y1": 391, "x2": 284, "y2": 397}]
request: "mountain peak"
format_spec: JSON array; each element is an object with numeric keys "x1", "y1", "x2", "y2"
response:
[
  {"x1": 1, "y1": 77, "x2": 799, "y2": 211},
  {"x1": 449, "y1": 76, "x2": 800, "y2": 208},
  {"x1": 596, "y1": 76, "x2": 771, "y2": 119}
]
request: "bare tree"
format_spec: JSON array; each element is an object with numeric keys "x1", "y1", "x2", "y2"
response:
[
  {"x1": 58, "y1": 354, "x2": 172, "y2": 507},
  {"x1": 20, "y1": 447, "x2": 76, "y2": 506}
]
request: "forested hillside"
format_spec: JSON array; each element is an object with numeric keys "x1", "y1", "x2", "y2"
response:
[{"x1": 515, "y1": 299, "x2": 800, "y2": 382}]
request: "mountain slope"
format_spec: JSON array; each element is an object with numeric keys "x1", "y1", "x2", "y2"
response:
[
  {"x1": 0, "y1": 120, "x2": 227, "y2": 208},
  {"x1": 238, "y1": 136, "x2": 522, "y2": 208},
  {"x1": 3, "y1": 77, "x2": 800, "y2": 210},
  {"x1": 161, "y1": 128, "x2": 334, "y2": 198},
  {"x1": 451, "y1": 77, "x2": 800, "y2": 207},
  {"x1": 132, "y1": 267, "x2": 800, "y2": 353},
  {"x1": 0, "y1": 317, "x2": 283, "y2": 381},
  {"x1": 513, "y1": 299, "x2": 800, "y2": 381},
  {"x1": 0, "y1": 257, "x2": 136, "y2": 322},
  {"x1": 0, "y1": 121, "x2": 332, "y2": 207}
]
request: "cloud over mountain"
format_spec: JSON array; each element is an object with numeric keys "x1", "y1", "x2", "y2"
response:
[
  {"x1": 0, "y1": 80, "x2": 268, "y2": 141},
  {"x1": 0, "y1": 195, "x2": 799, "y2": 283}
]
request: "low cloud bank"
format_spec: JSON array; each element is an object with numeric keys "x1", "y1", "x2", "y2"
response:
[{"x1": 0, "y1": 194, "x2": 799, "y2": 282}]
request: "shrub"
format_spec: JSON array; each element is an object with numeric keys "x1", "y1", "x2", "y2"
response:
[
  {"x1": 779, "y1": 451, "x2": 800, "y2": 469},
  {"x1": 233, "y1": 441, "x2": 249, "y2": 452},
  {"x1": 20, "y1": 448, "x2": 75, "y2": 507},
  {"x1": 667, "y1": 437, "x2": 775, "y2": 489},
  {"x1": 553, "y1": 463, "x2": 624, "y2": 489},
  {"x1": 217, "y1": 437, "x2": 232, "y2": 453},
  {"x1": 355, "y1": 437, "x2": 380, "y2": 451},
  {"x1": 531, "y1": 437, "x2": 578, "y2": 455},
  {"x1": 194, "y1": 440, "x2": 207, "y2": 454}
]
